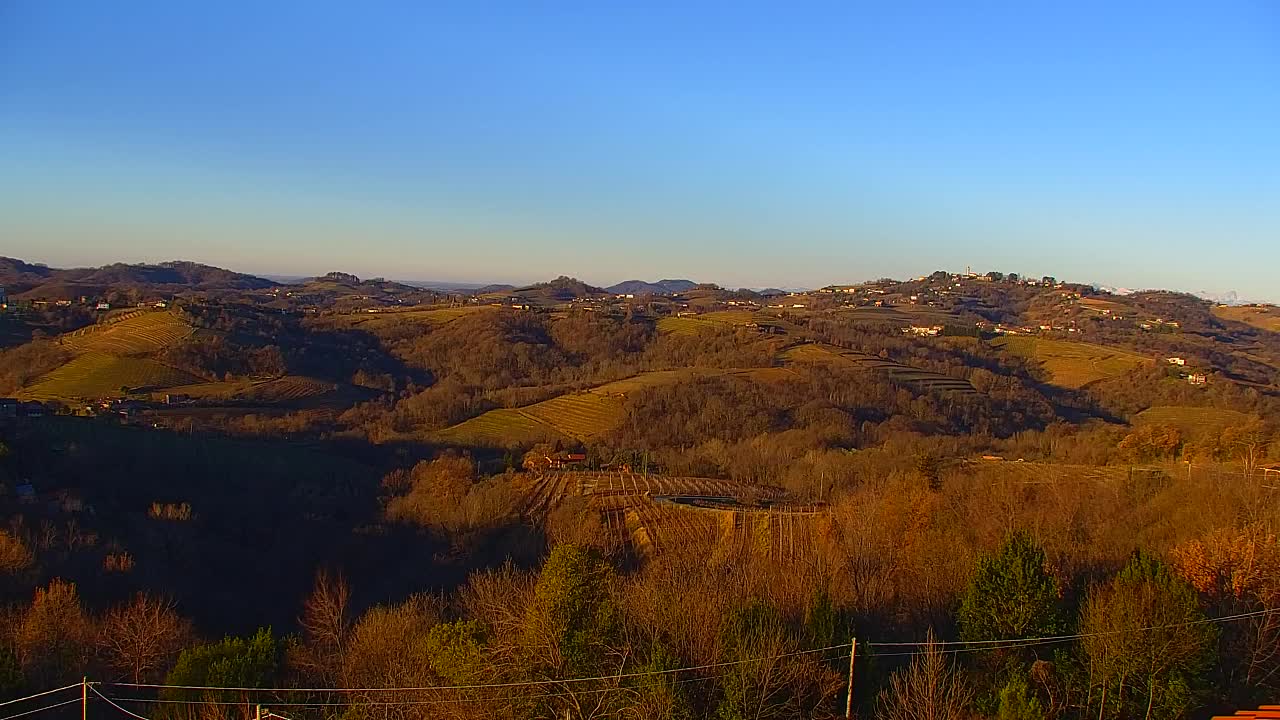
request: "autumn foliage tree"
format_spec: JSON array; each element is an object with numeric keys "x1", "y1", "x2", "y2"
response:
[{"x1": 1171, "y1": 525, "x2": 1280, "y2": 703}]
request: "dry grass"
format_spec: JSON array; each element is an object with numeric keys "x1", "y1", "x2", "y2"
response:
[{"x1": 993, "y1": 336, "x2": 1151, "y2": 388}]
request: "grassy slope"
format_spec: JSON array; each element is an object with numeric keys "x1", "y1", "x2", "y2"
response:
[
  {"x1": 434, "y1": 368, "x2": 792, "y2": 446},
  {"x1": 1133, "y1": 406, "x2": 1254, "y2": 438},
  {"x1": 21, "y1": 353, "x2": 200, "y2": 400},
  {"x1": 993, "y1": 336, "x2": 1150, "y2": 388},
  {"x1": 1213, "y1": 305, "x2": 1280, "y2": 334}
]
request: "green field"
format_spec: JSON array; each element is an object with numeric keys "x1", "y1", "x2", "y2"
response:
[
  {"x1": 993, "y1": 336, "x2": 1150, "y2": 388},
  {"x1": 22, "y1": 353, "x2": 200, "y2": 400},
  {"x1": 61, "y1": 311, "x2": 194, "y2": 355},
  {"x1": 1133, "y1": 406, "x2": 1254, "y2": 437}
]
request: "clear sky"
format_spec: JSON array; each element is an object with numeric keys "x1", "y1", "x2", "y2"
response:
[{"x1": 1, "y1": 2, "x2": 1277, "y2": 298}]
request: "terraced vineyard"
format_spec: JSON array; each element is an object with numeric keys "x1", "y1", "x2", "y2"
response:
[
  {"x1": 521, "y1": 392, "x2": 623, "y2": 439},
  {"x1": 61, "y1": 311, "x2": 195, "y2": 355},
  {"x1": 21, "y1": 353, "x2": 200, "y2": 400},
  {"x1": 783, "y1": 342, "x2": 979, "y2": 396},
  {"x1": 992, "y1": 336, "x2": 1150, "y2": 388},
  {"x1": 521, "y1": 470, "x2": 828, "y2": 560},
  {"x1": 1133, "y1": 406, "x2": 1254, "y2": 438},
  {"x1": 956, "y1": 461, "x2": 1161, "y2": 486}
]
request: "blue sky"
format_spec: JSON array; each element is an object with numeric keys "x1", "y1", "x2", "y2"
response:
[{"x1": 1, "y1": 2, "x2": 1277, "y2": 298}]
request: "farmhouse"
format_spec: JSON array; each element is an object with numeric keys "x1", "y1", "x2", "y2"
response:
[
  {"x1": 1166, "y1": 357, "x2": 1186, "y2": 366},
  {"x1": 522, "y1": 451, "x2": 588, "y2": 472},
  {"x1": 1186, "y1": 373, "x2": 1208, "y2": 386},
  {"x1": 904, "y1": 325, "x2": 943, "y2": 337}
]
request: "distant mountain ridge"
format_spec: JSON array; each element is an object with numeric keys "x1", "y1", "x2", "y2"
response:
[
  {"x1": 0, "y1": 257, "x2": 276, "y2": 297},
  {"x1": 605, "y1": 279, "x2": 698, "y2": 295}
]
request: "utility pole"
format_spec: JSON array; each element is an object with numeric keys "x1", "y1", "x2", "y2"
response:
[
  {"x1": 82, "y1": 677, "x2": 87, "y2": 720},
  {"x1": 256, "y1": 704, "x2": 262, "y2": 720},
  {"x1": 845, "y1": 637, "x2": 857, "y2": 719}
]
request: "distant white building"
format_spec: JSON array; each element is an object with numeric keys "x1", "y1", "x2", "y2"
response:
[{"x1": 1166, "y1": 357, "x2": 1186, "y2": 366}]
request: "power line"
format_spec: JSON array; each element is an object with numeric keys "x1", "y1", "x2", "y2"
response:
[
  {"x1": 90, "y1": 687, "x2": 150, "y2": 720},
  {"x1": 102, "y1": 641, "x2": 851, "y2": 694},
  {"x1": 25, "y1": 604, "x2": 1277, "y2": 717},
  {"x1": 868, "y1": 607, "x2": 1280, "y2": 649},
  {"x1": 0, "y1": 684, "x2": 83, "y2": 708},
  {"x1": 0, "y1": 698, "x2": 82, "y2": 720},
  {"x1": 93, "y1": 661, "x2": 848, "y2": 711}
]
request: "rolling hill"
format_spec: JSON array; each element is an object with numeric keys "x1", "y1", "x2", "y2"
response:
[{"x1": 606, "y1": 279, "x2": 699, "y2": 295}]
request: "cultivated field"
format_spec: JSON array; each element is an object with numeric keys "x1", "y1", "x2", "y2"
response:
[
  {"x1": 324, "y1": 305, "x2": 496, "y2": 331},
  {"x1": 60, "y1": 311, "x2": 194, "y2": 355},
  {"x1": 433, "y1": 408, "x2": 568, "y2": 446},
  {"x1": 521, "y1": 392, "x2": 624, "y2": 440},
  {"x1": 1078, "y1": 297, "x2": 1132, "y2": 315},
  {"x1": 520, "y1": 470, "x2": 827, "y2": 559},
  {"x1": 21, "y1": 353, "x2": 200, "y2": 400},
  {"x1": 433, "y1": 368, "x2": 794, "y2": 446},
  {"x1": 1213, "y1": 304, "x2": 1280, "y2": 333},
  {"x1": 1133, "y1": 405, "x2": 1254, "y2": 437},
  {"x1": 782, "y1": 342, "x2": 979, "y2": 396},
  {"x1": 655, "y1": 316, "x2": 718, "y2": 336},
  {"x1": 992, "y1": 336, "x2": 1150, "y2": 388},
  {"x1": 837, "y1": 305, "x2": 957, "y2": 326}
]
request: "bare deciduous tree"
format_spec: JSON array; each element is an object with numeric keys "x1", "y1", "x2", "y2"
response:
[
  {"x1": 98, "y1": 593, "x2": 193, "y2": 683},
  {"x1": 877, "y1": 630, "x2": 973, "y2": 720}
]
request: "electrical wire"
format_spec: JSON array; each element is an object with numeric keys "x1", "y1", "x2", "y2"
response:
[
  {"x1": 868, "y1": 606, "x2": 1280, "y2": 648},
  {"x1": 94, "y1": 651, "x2": 855, "y2": 711},
  {"x1": 0, "y1": 698, "x2": 82, "y2": 720},
  {"x1": 90, "y1": 687, "x2": 150, "y2": 720},
  {"x1": 0, "y1": 684, "x2": 84, "y2": 708},
  {"x1": 102, "y1": 641, "x2": 852, "y2": 694},
  {"x1": 55, "y1": 604, "x2": 1280, "y2": 712}
]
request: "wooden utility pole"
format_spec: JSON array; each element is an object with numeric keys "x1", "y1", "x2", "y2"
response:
[
  {"x1": 255, "y1": 704, "x2": 262, "y2": 720},
  {"x1": 845, "y1": 637, "x2": 857, "y2": 719},
  {"x1": 82, "y1": 677, "x2": 87, "y2": 720}
]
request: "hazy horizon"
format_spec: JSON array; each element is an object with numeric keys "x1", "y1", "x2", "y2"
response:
[{"x1": 2, "y1": 2, "x2": 1277, "y2": 300}]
